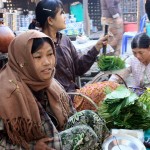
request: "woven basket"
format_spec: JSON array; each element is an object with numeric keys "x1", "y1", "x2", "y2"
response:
[
  {"x1": 72, "y1": 81, "x2": 119, "y2": 111},
  {"x1": 72, "y1": 71, "x2": 139, "y2": 112},
  {"x1": 68, "y1": 92, "x2": 98, "y2": 110}
]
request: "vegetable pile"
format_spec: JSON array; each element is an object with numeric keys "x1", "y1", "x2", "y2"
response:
[
  {"x1": 97, "y1": 55, "x2": 125, "y2": 71},
  {"x1": 98, "y1": 86, "x2": 150, "y2": 130}
]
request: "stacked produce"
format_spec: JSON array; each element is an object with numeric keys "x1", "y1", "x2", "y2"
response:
[
  {"x1": 98, "y1": 86, "x2": 150, "y2": 130},
  {"x1": 97, "y1": 55, "x2": 125, "y2": 71}
]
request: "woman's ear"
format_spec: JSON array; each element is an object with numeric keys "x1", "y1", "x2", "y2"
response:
[{"x1": 47, "y1": 17, "x2": 53, "y2": 26}]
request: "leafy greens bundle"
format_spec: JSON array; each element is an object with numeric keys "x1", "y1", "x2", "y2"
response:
[
  {"x1": 97, "y1": 55, "x2": 125, "y2": 71},
  {"x1": 98, "y1": 86, "x2": 150, "y2": 130}
]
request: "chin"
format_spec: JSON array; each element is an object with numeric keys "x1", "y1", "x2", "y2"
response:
[
  {"x1": 41, "y1": 75, "x2": 51, "y2": 81},
  {"x1": 61, "y1": 25, "x2": 66, "y2": 30}
]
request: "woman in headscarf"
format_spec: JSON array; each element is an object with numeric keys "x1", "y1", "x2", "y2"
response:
[{"x1": 0, "y1": 30, "x2": 108, "y2": 150}]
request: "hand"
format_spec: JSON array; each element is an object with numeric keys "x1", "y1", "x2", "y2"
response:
[
  {"x1": 95, "y1": 35, "x2": 109, "y2": 51},
  {"x1": 34, "y1": 137, "x2": 56, "y2": 150}
]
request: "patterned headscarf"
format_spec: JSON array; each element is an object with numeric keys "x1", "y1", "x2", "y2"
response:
[{"x1": 0, "y1": 30, "x2": 71, "y2": 149}]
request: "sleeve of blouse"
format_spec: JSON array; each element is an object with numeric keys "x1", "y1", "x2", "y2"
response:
[
  {"x1": 68, "y1": 39, "x2": 99, "y2": 76},
  {"x1": 109, "y1": 67, "x2": 131, "y2": 83},
  {"x1": 109, "y1": 56, "x2": 132, "y2": 83}
]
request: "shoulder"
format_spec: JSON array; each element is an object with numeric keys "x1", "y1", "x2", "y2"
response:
[
  {"x1": 125, "y1": 55, "x2": 136, "y2": 63},
  {"x1": 126, "y1": 55, "x2": 143, "y2": 68},
  {"x1": 58, "y1": 32, "x2": 74, "y2": 48},
  {"x1": 58, "y1": 32, "x2": 70, "y2": 41},
  {"x1": 61, "y1": 34, "x2": 72, "y2": 44}
]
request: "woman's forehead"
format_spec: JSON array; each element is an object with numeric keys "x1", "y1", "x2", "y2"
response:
[{"x1": 132, "y1": 48, "x2": 149, "y2": 52}]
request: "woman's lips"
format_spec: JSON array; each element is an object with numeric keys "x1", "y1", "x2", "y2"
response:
[{"x1": 41, "y1": 68, "x2": 51, "y2": 73}]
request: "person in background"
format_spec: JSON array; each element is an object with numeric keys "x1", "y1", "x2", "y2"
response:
[
  {"x1": 0, "y1": 30, "x2": 108, "y2": 150},
  {"x1": 28, "y1": 18, "x2": 37, "y2": 30},
  {"x1": 35, "y1": 0, "x2": 108, "y2": 93},
  {"x1": 101, "y1": 0, "x2": 123, "y2": 56},
  {"x1": 109, "y1": 33, "x2": 150, "y2": 95}
]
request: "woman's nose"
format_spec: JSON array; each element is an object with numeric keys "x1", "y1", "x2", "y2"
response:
[
  {"x1": 136, "y1": 53, "x2": 141, "y2": 59},
  {"x1": 43, "y1": 57, "x2": 51, "y2": 65},
  {"x1": 136, "y1": 54, "x2": 143, "y2": 61}
]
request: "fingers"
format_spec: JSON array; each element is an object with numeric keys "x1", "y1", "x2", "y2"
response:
[
  {"x1": 101, "y1": 33, "x2": 113, "y2": 42},
  {"x1": 34, "y1": 138, "x2": 55, "y2": 150},
  {"x1": 101, "y1": 33, "x2": 114, "y2": 45},
  {"x1": 40, "y1": 137, "x2": 54, "y2": 143},
  {"x1": 108, "y1": 31, "x2": 114, "y2": 37},
  {"x1": 101, "y1": 34, "x2": 109, "y2": 41},
  {"x1": 101, "y1": 35, "x2": 109, "y2": 45},
  {"x1": 95, "y1": 33, "x2": 113, "y2": 51},
  {"x1": 102, "y1": 40, "x2": 108, "y2": 46}
]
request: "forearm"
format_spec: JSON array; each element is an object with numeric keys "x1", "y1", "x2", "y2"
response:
[
  {"x1": 71, "y1": 34, "x2": 108, "y2": 75},
  {"x1": 75, "y1": 46, "x2": 99, "y2": 76},
  {"x1": 109, "y1": 67, "x2": 131, "y2": 83}
]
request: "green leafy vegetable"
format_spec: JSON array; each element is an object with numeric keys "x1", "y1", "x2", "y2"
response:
[
  {"x1": 105, "y1": 85, "x2": 131, "y2": 100},
  {"x1": 98, "y1": 85, "x2": 150, "y2": 130},
  {"x1": 97, "y1": 55, "x2": 125, "y2": 71}
]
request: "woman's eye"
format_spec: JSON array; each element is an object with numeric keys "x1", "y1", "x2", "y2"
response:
[
  {"x1": 139, "y1": 52, "x2": 144, "y2": 55},
  {"x1": 48, "y1": 53, "x2": 53, "y2": 56},
  {"x1": 33, "y1": 56, "x2": 41, "y2": 59},
  {"x1": 61, "y1": 10, "x2": 65, "y2": 14}
]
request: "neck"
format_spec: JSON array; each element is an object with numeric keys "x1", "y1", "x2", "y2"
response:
[
  {"x1": 42, "y1": 27, "x2": 57, "y2": 42},
  {"x1": 144, "y1": 61, "x2": 150, "y2": 66}
]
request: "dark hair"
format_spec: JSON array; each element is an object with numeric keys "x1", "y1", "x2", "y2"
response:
[
  {"x1": 35, "y1": 0, "x2": 63, "y2": 28},
  {"x1": 131, "y1": 33, "x2": 150, "y2": 49},
  {"x1": 145, "y1": 0, "x2": 150, "y2": 21},
  {"x1": 31, "y1": 37, "x2": 53, "y2": 54}
]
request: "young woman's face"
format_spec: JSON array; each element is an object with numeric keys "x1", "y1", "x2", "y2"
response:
[
  {"x1": 50, "y1": 8, "x2": 66, "y2": 31},
  {"x1": 132, "y1": 48, "x2": 150, "y2": 65},
  {"x1": 32, "y1": 42, "x2": 55, "y2": 80}
]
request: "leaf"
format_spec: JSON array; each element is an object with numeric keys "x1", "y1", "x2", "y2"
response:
[
  {"x1": 111, "y1": 103, "x2": 122, "y2": 115},
  {"x1": 125, "y1": 92, "x2": 138, "y2": 106},
  {"x1": 105, "y1": 85, "x2": 130, "y2": 100},
  {"x1": 104, "y1": 86, "x2": 113, "y2": 94}
]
